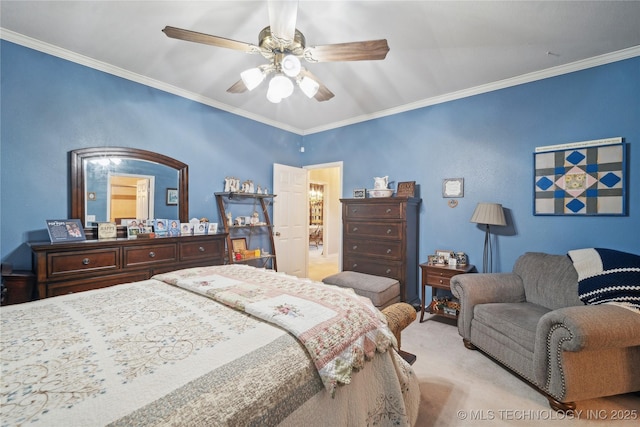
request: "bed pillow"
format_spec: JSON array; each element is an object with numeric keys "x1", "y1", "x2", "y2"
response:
[{"x1": 567, "y1": 248, "x2": 640, "y2": 311}]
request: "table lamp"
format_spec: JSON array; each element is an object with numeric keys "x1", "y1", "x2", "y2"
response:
[{"x1": 470, "y1": 202, "x2": 506, "y2": 273}]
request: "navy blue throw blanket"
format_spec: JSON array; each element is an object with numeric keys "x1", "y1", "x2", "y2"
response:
[{"x1": 568, "y1": 248, "x2": 640, "y2": 310}]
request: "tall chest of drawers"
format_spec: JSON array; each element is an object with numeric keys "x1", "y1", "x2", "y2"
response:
[
  {"x1": 340, "y1": 197, "x2": 421, "y2": 306},
  {"x1": 29, "y1": 234, "x2": 227, "y2": 298}
]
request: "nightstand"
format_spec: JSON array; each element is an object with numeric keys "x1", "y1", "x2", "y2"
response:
[
  {"x1": 419, "y1": 263, "x2": 475, "y2": 322},
  {"x1": 1, "y1": 270, "x2": 36, "y2": 305}
]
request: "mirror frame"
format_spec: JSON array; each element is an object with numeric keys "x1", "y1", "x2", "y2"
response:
[{"x1": 71, "y1": 147, "x2": 188, "y2": 229}]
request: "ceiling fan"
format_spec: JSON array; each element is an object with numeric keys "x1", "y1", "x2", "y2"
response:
[{"x1": 162, "y1": 0, "x2": 389, "y2": 103}]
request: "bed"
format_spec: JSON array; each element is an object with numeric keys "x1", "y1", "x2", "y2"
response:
[{"x1": 1, "y1": 264, "x2": 419, "y2": 426}]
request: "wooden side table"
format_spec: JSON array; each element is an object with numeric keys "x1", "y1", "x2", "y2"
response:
[
  {"x1": 1, "y1": 270, "x2": 36, "y2": 305},
  {"x1": 419, "y1": 263, "x2": 475, "y2": 322}
]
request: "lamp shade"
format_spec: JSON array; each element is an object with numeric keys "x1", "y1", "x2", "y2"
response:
[
  {"x1": 281, "y1": 55, "x2": 301, "y2": 77},
  {"x1": 240, "y1": 67, "x2": 265, "y2": 91},
  {"x1": 267, "y1": 74, "x2": 294, "y2": 103},
  {"x1": 470, "y1": 203, "x2": 506, "y2": 226},
  {"x1": 298, "y1": 76, "x2": 320, "y2": 98}
]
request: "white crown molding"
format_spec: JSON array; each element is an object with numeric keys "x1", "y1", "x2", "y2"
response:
[{"x1": 3, "y1": 28, "x2": 638, "y2": 136}]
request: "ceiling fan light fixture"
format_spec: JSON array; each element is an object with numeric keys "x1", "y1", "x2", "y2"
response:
[
  {"x1": 281, "y1": 54, "x2": 301, "y2": 77},
  {"x1": 240, "y1": 67, "x2": 265, "y2": 91},
  {"x1": 268, "y1": 74, "x2": 294, "y2": 103},
  {"x1": 298, "y1": 76, "x2": 320, "y2": 98}
]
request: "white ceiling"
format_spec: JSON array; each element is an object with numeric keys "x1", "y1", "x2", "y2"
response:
[{"x1": 2, "y1": 1, "x2": 640, "y2": 135}]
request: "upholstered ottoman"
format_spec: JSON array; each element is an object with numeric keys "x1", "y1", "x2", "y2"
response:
[{"x1": 322, "y1": 271, "x2": 401, "y2": 309}]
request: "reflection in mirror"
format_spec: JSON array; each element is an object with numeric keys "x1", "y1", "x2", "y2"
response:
[
  {"x1": 107, "y1": 174, "x2": 155, "y2": 222},
  {"x1": 71, "y1": 147, "x2": 188, "y2": 233},
  {"x1": 84, "y1": 159, "x2": 178, "y2": 224}
]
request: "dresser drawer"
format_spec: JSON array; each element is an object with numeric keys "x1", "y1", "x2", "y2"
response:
[
  {"x1": 180, "y1": 239, "x2": 225, "y2": 262},
  {"x1": 426, "y1": 269, "x2": 462, "y2": 289},
  {"x1": 344, "y1": 238, "x2": 403, "y2": 259},
  {"x1": 344, "y1": 203, "x2": 403, "y2": 220},
  {"x1": 48, "y1": 248, "x2": 120, "y2": 278},
  {"x1": 123, "y1": 244, "x2": 177, "y2": 267},
  {"x1": 344, "y1": 221, "x2": 402, "y2": 240},
  {"x1": 344, "y1": 256, "x2": 402, "y2": 280},
  {"x1": 47, "y1": 272, "x2": 150, "y2": 297}
]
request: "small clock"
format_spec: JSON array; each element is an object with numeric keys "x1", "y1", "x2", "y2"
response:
[{"x1": 443, "y1": 178, "x2": 464, "y2": 198}]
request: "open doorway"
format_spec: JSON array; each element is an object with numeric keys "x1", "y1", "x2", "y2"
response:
[
  {"x1": 305, "y1": 162, "x2": 342, "y2": 281},
  {"x1": 107, "y1": 173, "x2": 155, "y2": 224}
]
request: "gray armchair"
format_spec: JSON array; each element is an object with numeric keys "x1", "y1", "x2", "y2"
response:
[{"x1": 451, "y1": 252, "x2": 640, "y2": 411}]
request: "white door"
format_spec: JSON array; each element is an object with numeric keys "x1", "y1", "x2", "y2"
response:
[
  {"x1": 136, "y1": 179, "x2": 150, "y2": 220},
  {"x1": 273, "y1": 163, "x2": 308, "y2": 277}
]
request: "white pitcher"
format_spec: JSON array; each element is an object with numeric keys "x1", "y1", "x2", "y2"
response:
[{"x1": 373, "y1": 176, "x2": 389, "y2": 189}]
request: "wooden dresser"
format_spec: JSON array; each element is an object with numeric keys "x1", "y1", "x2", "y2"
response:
[
  {"x1": 30, "y1": 234, "x2": 226, "y2": 298},
  {"x1": 341, "y1": 197, "x2": 421, "y2": 306}
]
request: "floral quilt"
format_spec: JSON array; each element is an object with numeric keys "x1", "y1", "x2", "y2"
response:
[{"x1": 153, "y1": 264, "x2": 396, "y2": 395}]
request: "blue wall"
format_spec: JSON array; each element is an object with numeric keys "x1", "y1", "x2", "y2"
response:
[
  {"x1": 301, "y1": 57, "x2": 640, "y2": 271},
  {"x1": 2, "y1": 40, "x2": 639, "y2": 288},
  {"x1": 0, "y1": 41, "x2": 301, "y2": 269}
]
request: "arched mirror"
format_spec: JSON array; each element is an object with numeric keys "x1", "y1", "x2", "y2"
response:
[{"x1": 71, "y1": 147, "x2": 188, "y2": 235}]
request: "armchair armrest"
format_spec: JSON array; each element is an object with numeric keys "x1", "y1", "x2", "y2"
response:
[
  {"x1": 451, "y1": 273, "x2": 526, "y2": 340},
  {"x1": 533, "y1": 304, "x2": 640, "y2": 395},
  {"x1": 536, "y1": 304, "x2": 640, "y2": 353}
]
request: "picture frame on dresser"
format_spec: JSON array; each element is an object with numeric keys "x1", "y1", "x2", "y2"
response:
[
  {"x1": 45, "y1": 219, "x2": 86, "y2": 243},
  {"x1": 396, "y1": 181, "x2": 416, "y2": 197}
]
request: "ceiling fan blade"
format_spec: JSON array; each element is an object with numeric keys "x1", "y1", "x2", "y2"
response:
[
  {"x1": 226, "y1": 79, "x2": 248, "y2": 94},
  {"x1": 162, "y1": 26, "x2": 260, "y2": 54},
  {"x1": 304, "y1": 39, "x2": 390, "y2": 62},
  {"x1": 300, "y1": 69, "x2": 334, "y2": 102},
  {"x1": 268, "y1": 0, "x2": 298, "y2": 43}
]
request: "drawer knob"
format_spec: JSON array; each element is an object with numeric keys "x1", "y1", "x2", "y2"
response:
[
  {"x1": 352, "y1": 227, "x2": 358, "y2": 232},
  {"x1": 352, "y1": 245, "x2": 358, "y2": 250},
  {"x1": 352, "y1": 263, "x2": 358, "y2": 268},
  {"x1": 352, "y1": 208, "x2": 358, "y2": 213},
  {"x1": 198, "y1": 246, "x2": 205, "y2": 252},
  {"x1": 149, "y1": 251, "x2": 156, "y2": 258},
  {"x1": 386, "y1": 228, "x2": 392, "y2": 234},
  {"x1": 386, "y1": 248, "x2": 392, "y2": 254},
  {"x1": 386, "y1": 268, "x2": 391, "y2": 274},
  {"x1": 386, "y1": 208, "x2": 391, "y2": 213},
  {"x1": 439, "y1": 279, "x2": 444, "y2": 284},
  {"x1": 82, "y1": 258, "x2": 90, "y2": 265}
]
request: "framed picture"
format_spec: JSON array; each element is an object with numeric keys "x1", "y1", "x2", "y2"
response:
[
  {"x1": 97, "y1": 222, "x2": 117, "y2": 240},
  {"x1": 45, "y1": 219, "x2": 86, "y2": 243},
  {"x1": 166, "y1": 188, "x2": 178, "y2": 205},
  {"x1": 396, "y1": 181, "x2": 416, "y2": 197},
  {"x1": 207, "y1": 223, "x2": 218, "y2": 234},
  {"x1": 180, "y1": 223, "x2": 192, "y2": 235},
  {"x1": 534, "y1": 138, "x2": 626, "y2": 215},
  {"x1": 353, "y1": 188, "x2": 366, "y2": 198},
  {"x1": 436, "y1": 249, "x2": 454, "y2": 258},
  {"x1": 442, "y1": 178, "x2": 464, "y2": 198},
  {"x1": 231, "y1": 237, "x2": 247, "y2": 253}
]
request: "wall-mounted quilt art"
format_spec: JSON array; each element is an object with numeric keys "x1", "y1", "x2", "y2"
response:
[{"x1": 534, "y1": 137, "x2": 626, "y2": 216}]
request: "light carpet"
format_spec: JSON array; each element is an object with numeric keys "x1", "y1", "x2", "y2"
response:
[
  {"x1": 308, "y1": 246, "x2": 339, "y2": 282},
  {"x1": 402, "y1": 315, "x2": 639, "y2": 426}
]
